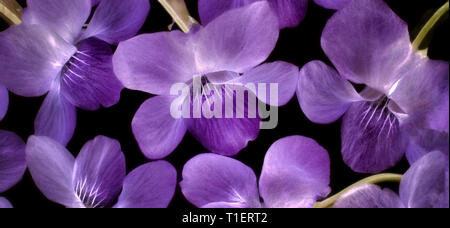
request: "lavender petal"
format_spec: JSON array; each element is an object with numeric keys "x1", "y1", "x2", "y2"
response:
[{"x1": 0, "y1": 130, "x2": 26, "y2": 193}]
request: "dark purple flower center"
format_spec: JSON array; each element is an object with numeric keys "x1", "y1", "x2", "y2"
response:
[
  {"x1": 60, "y1": 50, "x2": 94, "y2": 85},
  {"x1": 359, "y1": 96, "x2": 399, "y2": 139},
  {"x1": 74, "y1": 177, "x2": 107, "y2": 208},
  {"x1": 56, "y1": 38, "x2": 121, "y2": 110}
]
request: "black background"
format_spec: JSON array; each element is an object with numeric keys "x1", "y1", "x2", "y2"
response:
[{"x1": 0, "y1": 0, "x2": 448, "y2": 208}]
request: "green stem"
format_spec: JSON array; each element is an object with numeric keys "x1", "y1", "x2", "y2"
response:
[
  {"x1": 412, "y1": 1, "x2": 449, "y2": 51},
  {"x1": 313, "y1": 173, "x2": 403, "y2": 208},
  {"x1": 158, "y1": 0, "x2": 197, "y2": 33},
  {"x1": 0, "y1": 0, "x2": 22, "y2": 25}
]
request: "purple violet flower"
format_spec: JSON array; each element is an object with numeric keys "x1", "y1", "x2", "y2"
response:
[
  {"x1": 297, "y1": 0, "x2": 449, "y2": 173},
  {"x1": 180, "y1": 136, "x2": 331, "y2": 208},
  {"x1": 25, "y1": 135, "x2": 177, "y2": 208},
  {"x1": 0, "y1": 0, "x2": 150, "y2": 145},
  {"x1": 0, "y1": 130, "x2": 27, "y2": 208},
  {"x1": 334, "y1": 151, "x2": 449, "y2": 208},
  {"x1": 406, "y1": 129, "x2": 449, "y2": 165},
  {"x1": 113, "y1": 2, "x2": 299, "y2": 159}
]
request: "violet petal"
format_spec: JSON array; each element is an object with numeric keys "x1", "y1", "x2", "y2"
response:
[
  {"x1": 341, "y1": 101, "x2": 407, "y2": 173},
  {"x1": 0, "y1": 24, "x2": 76, "y2": 97},
  {"x1": 184, "y1": 85, "x2": 260, "y2": 156},
  {"x1": 60, "y1": 38, "x2": 123, "y2": 111},
  {"x1": 198, "y1": 0, "x2": 307, "y2": 29},
  {"x1": 180, "y1": 153, "x2": 261, "y2": 208},
  {"x1": 198, "y1": 0, "x2": 261, "y2": 26},
  {"x1": 113, "y1": 31, "x2": 196, "y2": 95},
  {"x1": 269, "y1": 0, "x2": 308, "y2": 28},
  {"x1": 406, "y1": 129, "x2": 449, "y2": 165},
  {"x1": 313, "y1": 0, "x2": 351, "y2": 10},
  {"x1": 230, "y1": 61, "x2": 299, "y2": 106},
  {"x1": 82, "y1": 0, "x2": 150, "y2": 44},
  {"x1": 91, "y1": 0, "x2": 101, "y2": 6},
  {"x1": 0, "y1": 85, "x2": 8, "y2": 121},
  {"x1": 194, "y1": 1, "x2": 279, "y2": 74},
  {"x1": 23, "y1": 0, "x2": 91, "y2": 43},
  {"x1": 0, "y1": 130, "x2": 26, "y2": 193},
  {"x1": 73, "y1": 136, "x2": 126, "y2": 208},
  {"x1": 333, "y1": 184, "x2": 404, "y2": 208},
  {"x1": 34, "y1": 89, "x2": 76, "y2": 146},
  {"x1": 259, "y1": 136, "x2": 331, "y2": 208},
  {"x1": 400, "y1": 151, "x2": 449, "y2": 208},
  {"x1": 321, "y1": 0, "x2": 412, "y2": 94},
  {"x1": 132, "y1": 96, "x2": 187, "y2": 159},
  {"x1": 389, "y1": 55, "x2": 449, "y2": 132},
  {"x1": 115, "y1": 161, "x2": 177, "y2": 208}
]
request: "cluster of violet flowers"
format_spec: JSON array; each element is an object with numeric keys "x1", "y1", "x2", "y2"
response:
[{"x1": 0, "y1": 0, "x2": 448, "y2": 208}]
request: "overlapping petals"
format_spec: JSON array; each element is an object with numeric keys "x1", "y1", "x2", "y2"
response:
[
  {"x1": 82, "y1": 0, "x2": 150, "y2": 44},
  {"x1": 298, "y1": 61, "x2": 363, "y2": 124},
  {"x1": 73, "y1": 136, "x2": 126, "y2": 207},
  {"x1": 389, "y1": 55, "x2": 449, "y2": 132},
  {"x1": 198, "y1": 0, "x2": 307, "y2": 29},
  {"x1": 298, "y1": 0, "x2": 449, "y2": 173},
  {"x1": 26, "y1": 136, "x2": 80, "y2": 207},
  {"x1": 341, "y1": 101, "x2": 408, "y2": 173},
  {"x1": 333, "y1": 184, "x2": 404, "y2": 208},
  {"x1": 399, "y1": 152, "x2": 449, "y2": 208},
  {"x1": 34, "y1": 89, "x2": 76, "y2": 146},
  {"x1": 181, "y1": 153, "x2": 261, "y2": 208},
  {"x1": 406, "y1": 129, "x2": 449, "y2": 165},
  {"x1": 114, "y1": 2, "x2": 280, "y2": 95},
  {"x1": 228, "y1": 61, "x2": 299, "y2": 106},
  {"x1": 183, "y1": 84, "x2": 261, "y2": 157},
  {"x1": 0, "y1": 24, "x2": 76, "y2": 97},
  {"x1": 321, "y1": 0, "x2": 413, "y2": 94},
  {"x1": 1, "y1": 0, "x2": 150, "y2": 145},
  {"x1": 114, "y1": 161, "x2": 177, "y2": 208},
  {"x1": 0, "y1": 130, "x2": 26, "y2": 193},
  {"x1": 335, "y1": 152, "x2": 449, "y2": 208},
  {"x1": 23, "y1": 0, "x2": 91, "y2": 43},
  {"x1": 194, "y1": 2, "x2": 279, "y2": 73},
  {"x1": 113, "y1": 31, "x2": 196, "y2": 95},
  {"x1": 259, "y1": 136, "x2": 331, "y2": 208},
  {"x1": 180, "y1": 136, "x2": 331, "y2": 208},
  {"x1": 26, "y1": 135, "x2": 176, "y2": 208}
]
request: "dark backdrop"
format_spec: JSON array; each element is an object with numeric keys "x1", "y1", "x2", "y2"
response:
[{"x1": 0, "y1": 0, "x2": 448, "y2": 208}]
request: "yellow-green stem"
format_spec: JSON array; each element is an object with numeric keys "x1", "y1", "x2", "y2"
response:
[
  {"x1": 0, "y1": 0, "x2": 22, "y2": 25},
  {"x1": 158, "y1": 0, "x2": 197, "y2": 33},
  {"x1": 313, "y1": 173, "x2": 403, "y2": 208},
  {"x1": 412, "y1": 1, "x2": 449, "y2": 51}
]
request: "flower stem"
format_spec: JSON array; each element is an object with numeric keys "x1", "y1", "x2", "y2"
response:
[
  {"x1": 412, "y1": 1, "x2": 449, "y2": 51},
  {"x1": 0, "y1": 0, "x2": 22, "y2": 25},
  {"x1": 313, "y1": 173, "x2": 403, "y2": 208},
  {"x1": 158, "y1": 0, "x2": 197, "y2": 33}
]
